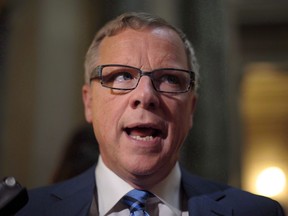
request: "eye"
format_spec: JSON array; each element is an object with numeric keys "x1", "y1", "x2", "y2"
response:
[
  {"x1": 103, "y1": 70, "x2": 135, "y2": 83},
  {"x1": 160, "y1": 74, "x2": 181, "y2": 85},
  {"x1": 114, "y1": 71, "x2": 134, "y2": 82}
]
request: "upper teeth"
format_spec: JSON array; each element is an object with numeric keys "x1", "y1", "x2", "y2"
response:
[{"x1": 130, "y1": 135, "x2": 153, "y2": 141}]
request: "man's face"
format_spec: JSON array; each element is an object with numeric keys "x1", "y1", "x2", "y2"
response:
[{"x1": 83, "y1": 27, "x2": 196, "y2": 188}]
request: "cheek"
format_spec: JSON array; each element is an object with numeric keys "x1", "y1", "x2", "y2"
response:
[
  {"x1": 178, "y1": 95, "x2": 196, "y2": 129},
  {"x1": 92, "y1": 100, "x2": 116, "y2": 134},
  {"x1": 91, "y1": 89, "x2": 117, "y2": 120},
  {"x1": 91, "y1": 101, "x2": 118, "y2": 159},
  {"x1": 172, "y1": 101, "x2": 192, "y2": 124},
  {"x1": 167, "y1": 99, "x2": 193, "y2": 141},
  {"x1": 91, "y1": 93, "x2": 127, "y2": 139}
]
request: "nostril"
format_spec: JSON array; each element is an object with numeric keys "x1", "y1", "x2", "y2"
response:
[
  {"x1": 132, "y1": 98, "x2": 156, "y2": 109},
  {"x1": 148, "y1": 101, "x2": 156, "y2": 109},
  {"x1": 133, "y1": 100, "x2": 141, "y2": 108}
]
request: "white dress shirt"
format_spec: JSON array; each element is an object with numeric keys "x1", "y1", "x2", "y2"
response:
[{"x1": 95, "y1": 156, "x2": 188, "y2": 216}]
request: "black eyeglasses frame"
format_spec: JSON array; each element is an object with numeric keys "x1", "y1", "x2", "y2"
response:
[{"x1": 90, "y1": 64, "x2": 195, "y2": 93}]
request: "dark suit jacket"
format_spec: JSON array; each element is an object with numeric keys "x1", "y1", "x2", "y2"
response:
[{"x1": 16, "y1": 165, "x2": 285, "y2": 216}]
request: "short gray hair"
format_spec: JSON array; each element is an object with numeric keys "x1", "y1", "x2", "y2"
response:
[{"x1": 84, "y1": 12, "x2": 199, "y2": 90}]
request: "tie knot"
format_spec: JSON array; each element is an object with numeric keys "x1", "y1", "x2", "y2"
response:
[{"x1": 122, "y1": 189, "x2": 151, "y2": 214}]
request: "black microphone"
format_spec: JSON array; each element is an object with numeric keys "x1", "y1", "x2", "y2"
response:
[{"x1": 0, "y1": 177, "x2": 28, "y2": 216}]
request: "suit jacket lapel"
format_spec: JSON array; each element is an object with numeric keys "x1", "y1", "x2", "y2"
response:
[
  {"x1": 181, "y1": 167, "x2": 233, "y2": 216},
  {"x1": 46, "y1": 166, "x2": 96, "y2": 216},
  {"x1": 187, "y1": 192, "x2": 233, "y2": 216},
  {"x1": 46, "y1": 192, "x2": 92, "y2": 216}
]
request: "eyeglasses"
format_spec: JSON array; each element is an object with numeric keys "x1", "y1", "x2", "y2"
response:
[{"x1": 90, "y1": 64, "x2": 195, "y2": 93}]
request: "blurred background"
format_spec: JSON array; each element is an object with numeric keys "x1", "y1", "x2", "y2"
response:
[{"x1": 0, "y1": 0, "x2": 287, "y2": 211}]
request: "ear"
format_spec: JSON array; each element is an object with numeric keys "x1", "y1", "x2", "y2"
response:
[
  {"x1": 82, "y1": 84, "x2": 93, "y2": 123},
  {"x1": 189, "y1": 95, "x2": 197, "y2": 128}
]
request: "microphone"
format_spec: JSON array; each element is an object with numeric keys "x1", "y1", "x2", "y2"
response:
[{"x1": 0, "y1": 177, "x2": 28, "y2": 216}]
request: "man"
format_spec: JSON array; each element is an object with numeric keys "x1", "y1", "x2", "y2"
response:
[{"x1": 17, "y1": 12, "x2": 284, "y2": 216}]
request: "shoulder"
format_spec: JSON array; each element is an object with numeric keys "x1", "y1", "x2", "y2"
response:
[
  {"x1": 29, "y1": 165, "x2": 95, "y2": 200},
  {"x1": 181, "y1": 168, "x2": 285, "y2": 215},
  {"x1": 221, "y1": 187, "x2": 284, "y2": 215},
  {"x1": 16, "y1": 165, "x2": 96, "y2": 216}
]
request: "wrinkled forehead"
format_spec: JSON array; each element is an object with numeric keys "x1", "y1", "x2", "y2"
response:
[
  {"x1": 100, "y1": 26, "x2": 184, "y2": 48},
  {"x1": 108, "y1": 25, "x2": 184, "y2": 44},
  {"x1": 96, "y1": 27, "x2": 188, "y2": 68}
]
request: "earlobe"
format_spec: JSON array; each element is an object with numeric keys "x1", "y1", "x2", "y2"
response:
[{"x1": 82, "y1": 84, "x2": 93, "y2": 123}]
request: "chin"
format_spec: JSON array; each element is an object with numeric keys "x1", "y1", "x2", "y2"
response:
[{"x1": 126, "y1": 155, "x2": 166, "y2": 176}]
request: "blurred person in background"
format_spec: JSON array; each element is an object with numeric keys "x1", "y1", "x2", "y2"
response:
[{"x1": 51, "y1": 124, "x2": 99, "y2": 183}]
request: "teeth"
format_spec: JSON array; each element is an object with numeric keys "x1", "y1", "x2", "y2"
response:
[{"x1": 130, "y1": 135, "x2": 153, "y2": 141}]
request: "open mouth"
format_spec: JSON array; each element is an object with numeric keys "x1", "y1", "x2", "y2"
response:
[{"x1": 125, "y1": 126, "x2": 163, "y2": 141}]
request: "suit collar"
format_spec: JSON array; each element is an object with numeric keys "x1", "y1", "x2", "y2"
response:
[
  {"x1": 187, "y1": 192, "x2": 233, "y2": 216},
  {"x1": 181, "y1": 167, "x2": 233, "y2": 216},
  {"x1": 47, "y1": 166, "x2": 96, "y2": 216}
]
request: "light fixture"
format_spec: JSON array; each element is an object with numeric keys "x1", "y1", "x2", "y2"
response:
[{"x1": 256, "y1": 166, "x2": 286, "y2": 197}]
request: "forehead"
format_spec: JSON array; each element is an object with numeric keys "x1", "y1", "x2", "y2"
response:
[{"x1": 96, "y1": 27, "x2": 188, "y2": 68}]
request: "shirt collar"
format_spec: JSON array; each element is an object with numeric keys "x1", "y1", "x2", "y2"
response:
[
  {"x1": 150, "y1": 162, "x2": 182, "y2": 214},
  {"x1": 95, "y1": 156, "x2": 182, "y2": 215}
]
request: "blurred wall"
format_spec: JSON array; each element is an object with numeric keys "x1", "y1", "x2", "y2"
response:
[
  {"x1": 236, "y1": 0, "x2": 288, "y2": 210},
  {"x1": 0, "y1": 0, "x2": 96, "y2": 186}
]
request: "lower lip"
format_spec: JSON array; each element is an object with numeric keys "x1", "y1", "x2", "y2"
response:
[{"x1": 125, "y1": 132, "x2": 163, "y2": 149}]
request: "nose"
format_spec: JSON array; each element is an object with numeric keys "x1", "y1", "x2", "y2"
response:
[{"x1": 129, "y1": 76, "x2": 160, "y2": 110}]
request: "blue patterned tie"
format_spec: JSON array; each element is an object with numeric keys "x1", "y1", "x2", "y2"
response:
[{"x1": 122, "y1": 189, "x2": 151, "y2": 216}]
